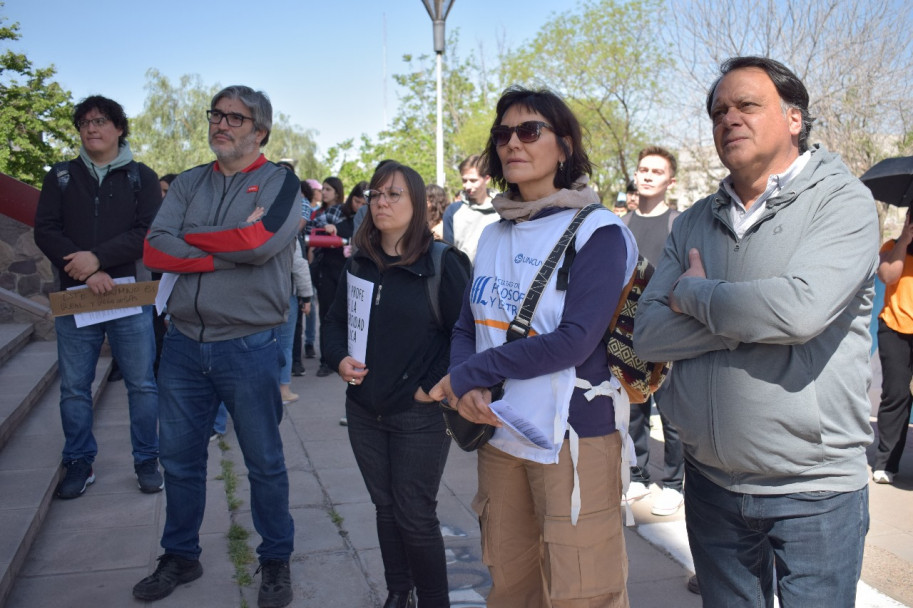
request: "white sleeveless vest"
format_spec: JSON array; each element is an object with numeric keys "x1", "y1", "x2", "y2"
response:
[{"x1": 470, "y1": 208, "x2": 638, "y2": 465}]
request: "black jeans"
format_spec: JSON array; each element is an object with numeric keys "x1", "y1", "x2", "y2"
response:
[
  {"x1": 629, "y1": 382, "x2": 684, "y2": 491},
  {"x1": 875, "y1": 319, "x2": 913, "y2": 473},
  {"x1": 346, "y1": 398, "x2": 451, "y2": 607}
]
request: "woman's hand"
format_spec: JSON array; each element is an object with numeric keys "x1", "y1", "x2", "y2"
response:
[
  {"x1": 414, "y1": 386, "x2": 436, "y2": 403},
  {"x1": 431, "y1": 375, "x2": 501, "y2": 427},
  {"x1": 323, "y1": 224, "x2": 338, "y2": 236},
  {"x1": 430, "y1": 374, "x2": 456, "y2": 404},
  {"x1": 338, "y1": 356, "x2": 368, "y2": 386},
  {"x1": 455, "y1": 387, "x2": 502, "y2": 427}
]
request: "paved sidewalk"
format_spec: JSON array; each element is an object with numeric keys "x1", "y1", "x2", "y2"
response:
[{"x1": 6, "y1": 354, "x2": 912, "y2": 607}]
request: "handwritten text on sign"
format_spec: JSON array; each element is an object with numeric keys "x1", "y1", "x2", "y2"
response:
[
  {"x1": 49, "y1": 281, "x2": 159, "y2": 317},
  {"x1": 346, "y1": 272, "x2": 374, "y2": 365}
]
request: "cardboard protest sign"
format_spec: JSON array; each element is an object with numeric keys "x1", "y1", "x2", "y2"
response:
[{"x1": 49, "y1": 281, "x2": 159, "y2": 317}]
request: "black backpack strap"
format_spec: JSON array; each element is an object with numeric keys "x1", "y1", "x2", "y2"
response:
[
  {"x1": 506, "y1": 203, "x2": 602, "y2": 342},
  {"x1": 424, "y1": 241, "x2": 449, "y2": 329},
  {"x1": 126, "y1": 161, "x2": 142, "y2": 194}
]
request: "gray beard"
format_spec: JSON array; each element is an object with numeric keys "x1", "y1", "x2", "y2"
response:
[{"x1": 210, "y1": 129, "x2": 259, "y2": 164}]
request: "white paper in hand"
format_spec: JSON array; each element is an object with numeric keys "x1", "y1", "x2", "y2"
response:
[
  {"x1": 489, "y1": 400, "x2": 553, "y2": 450},
  {"x1": 346, "y1": 271, "x2": 374, "y2": 364}
]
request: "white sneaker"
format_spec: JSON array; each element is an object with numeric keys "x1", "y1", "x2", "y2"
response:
[
  {"x1": 624, "y1": 481, "x2": 650, "y2": 503},
  {"x1": 651, "y1": 487, "x2": 684, "y2": 516},
  {"x1": 873, "y1": 470, "x2": 894, "y2": 484}
]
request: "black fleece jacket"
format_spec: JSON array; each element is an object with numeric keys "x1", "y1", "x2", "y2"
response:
[
  {"x1": 323, "y1": 243, "x2": 471, "y2": 417},
  {"x1": 34, "y1": 157, "x2": 161, "y2": 289}
]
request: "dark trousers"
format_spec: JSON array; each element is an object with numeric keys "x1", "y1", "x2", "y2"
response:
[
  {"x1": 291, "y1": 306, "x2": 303, "y2": 364},
  {"x1": 875, "y1": 319, "x2": 913, "y2": 473},
  {"x1": 629, "y1": 382, "x2": 684, "y2": 491},
  {"x1": 346, "y1": 398, "x2": 451, "y2": 607}
]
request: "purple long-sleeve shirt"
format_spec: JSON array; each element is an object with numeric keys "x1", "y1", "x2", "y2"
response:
[{"x1": 449, "y1": 209, "x2": 628, "y2": 437}]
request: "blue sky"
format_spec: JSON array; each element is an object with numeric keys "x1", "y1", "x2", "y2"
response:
[{"x1": 4, "y1": 0, "x2": 562, "y2": 157}]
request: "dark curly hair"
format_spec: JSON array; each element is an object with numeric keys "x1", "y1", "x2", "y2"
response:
[{"x1": 73, "y1": 95, "x2": 129, "y2": 147}]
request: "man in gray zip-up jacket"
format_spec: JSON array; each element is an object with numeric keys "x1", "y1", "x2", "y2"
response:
[
  {"x1": 634, "y1": 57, "x2": 878, "y2": 606},
  {"x1": 135, "y1": 86, "x2": 299, "y2": 608}
]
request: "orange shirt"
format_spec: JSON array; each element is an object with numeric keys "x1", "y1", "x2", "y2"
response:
[{"x1": 879, "y1": 240, "x2": 913, "y2": 334}]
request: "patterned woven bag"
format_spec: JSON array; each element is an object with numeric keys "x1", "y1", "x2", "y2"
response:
[{"x1": 605, "y1": 256, "x2": 671, "y2": 404}]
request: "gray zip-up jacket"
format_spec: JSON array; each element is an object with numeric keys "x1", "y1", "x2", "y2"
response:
[
  {"x1": 144, "y1": 155, "x2": 301, "y2": 342},
  {"x1": 634, "y1": 145, "x2": 878, "y2": 494}
]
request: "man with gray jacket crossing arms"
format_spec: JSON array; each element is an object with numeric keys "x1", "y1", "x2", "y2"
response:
[
  {"x1": 634, "y1": 56, "x2": 878, "y2": 606},
  {"x1": 134, "y1": 85, "x2": 299, "y2": 608}
]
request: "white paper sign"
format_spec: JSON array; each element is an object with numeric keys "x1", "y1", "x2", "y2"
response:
[
  {"x1": 155, "y1": 272, "x2": 178, "y2": 315},
  {"x1": 69, "y1": 277, "x2": 143, "y2": 328},
  {"x1": 489, "y1": 400, "x2": 553, "y2": 450},
  {"x1": 346, "y1": 271, "x2": 374, "y2": 365}
]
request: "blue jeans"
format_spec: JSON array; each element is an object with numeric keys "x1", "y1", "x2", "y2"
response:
[
  {"x1": 212, "y1": 403, "x2": 228, "y2": 435},
  {"x1": 158, "y1": 325, "x2": 294, "y2": 562},
  {"x1": 346, "y1": 398, "x2": 451, "y2": 607},
  {"x1": 55, "y1": 306, "x2": 158, "y2": 464},
  {"x1": 279, "y1": 295, "x2": 297, "y2": 385},
  {"x1": 684, "y1": 460, "x2": 868, "y2": 607}
]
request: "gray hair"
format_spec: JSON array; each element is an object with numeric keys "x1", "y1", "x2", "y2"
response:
[{"x1": 211, "y1": 85, "x2": 273, "y2": 146}]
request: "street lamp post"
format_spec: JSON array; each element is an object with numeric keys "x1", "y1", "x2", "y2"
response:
[{"x1": 422, "y1": 0, "x2": 454, "y2": 187}]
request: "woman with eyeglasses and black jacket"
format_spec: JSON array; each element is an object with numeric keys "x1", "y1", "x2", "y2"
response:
[{"x1": 323, "y1": 161, "x2": 470, "y2": 608}]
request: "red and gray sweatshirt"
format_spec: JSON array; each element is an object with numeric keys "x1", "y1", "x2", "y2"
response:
[{"x1": 144, "y1": 155, "x2": 301, "y2": 342}]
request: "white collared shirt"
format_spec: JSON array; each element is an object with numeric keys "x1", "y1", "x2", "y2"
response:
[{"x1": 722, "y1": 151, "x2": 810, "y2": 238}]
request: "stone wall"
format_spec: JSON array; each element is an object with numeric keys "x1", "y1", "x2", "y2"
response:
[{"x1": 0, "y1": 214, "x2": 55, "y2": 338}]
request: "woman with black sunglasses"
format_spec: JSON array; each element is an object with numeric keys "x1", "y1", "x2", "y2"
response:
[{"x1": 432, "y1": 86, "x2": 638, "y2": 607}]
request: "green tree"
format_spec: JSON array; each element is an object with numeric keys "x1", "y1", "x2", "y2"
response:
[
  {"x1": 131, "y1": 70, "x2": 219, "y2": 175},
  {"x1": 325, "y1": 30, "x2": 497, "y2": 191},
  {"x1": 663, "y1": 0, "x2": 913, "y2": 224},
  {"x1": 0, "y1": 7, "x2": 77, "y2": 186},
  {"x1": 132, "y1": 69, "x2": 324, "y2": 178},
  {"x1": 500, "y1": 0, "x2": 672, "y2": 199}
]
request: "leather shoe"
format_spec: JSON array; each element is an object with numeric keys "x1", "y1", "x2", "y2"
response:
[{"x1": 383, "y1": 588, "x2": 415, "y2": 608}]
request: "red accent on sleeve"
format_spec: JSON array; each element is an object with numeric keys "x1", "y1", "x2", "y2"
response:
[
  {"x1": 143, "y1": 240, "x2": 216, "y2": 273},
  {"x1": 183, "y1": 222, "x2": 273, "y2": 253}
]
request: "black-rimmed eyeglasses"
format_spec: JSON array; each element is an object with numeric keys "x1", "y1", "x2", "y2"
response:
[
  {"x1": 76, "y1": 117, "x2": 109, "y2": 130},
  {"x1": 207, "y1": 110, "x2": 254, "y2": 128},
  {"x1": 490, "y1": 121, "x2": 553, "y2": 146},
  {"x1": 364, "y1": 187, "x2": 405, "y2": 205}
]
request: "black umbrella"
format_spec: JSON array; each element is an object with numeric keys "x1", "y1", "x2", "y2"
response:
[{"x1": 859, "y1": 156, "x2": 913, "y2": 206}]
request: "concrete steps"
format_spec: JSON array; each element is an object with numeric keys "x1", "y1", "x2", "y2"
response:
[{"x1": 0, "y1": 322, "x2": 111, "y2": 608}]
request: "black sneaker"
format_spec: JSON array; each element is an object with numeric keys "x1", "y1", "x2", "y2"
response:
[
  {"x1": 56, "y1": 458, "x2": 95, "y2": 499},
  {"x1": 304, "y1": 344, "x2": 316, "y2": 359},
  {"x1": 291, "y1": 361, "x2": 305, "y2": 376},
  {"x1": 135, "y1": 458, "x2": 165, "y2": 493},
  {"x1": 316, "y1": 363, "x2": 333, "y2": 377},
  {"x1": 133, "y1": 554, "x2": 203, "y2": 601},
  {"x1": 257, "y1": 559, "x2": 292, "y2": 608}
]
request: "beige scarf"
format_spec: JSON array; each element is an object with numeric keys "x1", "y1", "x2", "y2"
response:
[{"x1": 490, "y1": 175, "x2": 599, "y2": 222}]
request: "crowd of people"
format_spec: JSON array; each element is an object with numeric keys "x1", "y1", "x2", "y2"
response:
[{"x1": 31, "y1": 53, "x2": 903, "y2": 608}]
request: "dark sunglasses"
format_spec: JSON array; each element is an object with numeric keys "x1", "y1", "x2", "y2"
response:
[{"x1": 490, "y1": 121, "x2": 553, "y2": 146}]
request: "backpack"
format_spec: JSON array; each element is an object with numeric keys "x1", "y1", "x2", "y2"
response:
[
  {"x1": 53, "y1": 160, "x2": 143, "y2": 194},
  {"x1": 557, "y1": 212, "x2": 671, "y2": 404}
]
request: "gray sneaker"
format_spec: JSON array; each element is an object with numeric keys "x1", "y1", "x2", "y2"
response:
[
  {"x1": 135, "y1": 458, "x2": 164, "y2": 493},
  {"x1": 56, "y1": 458, "x2": 95, "y2": 499}
]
